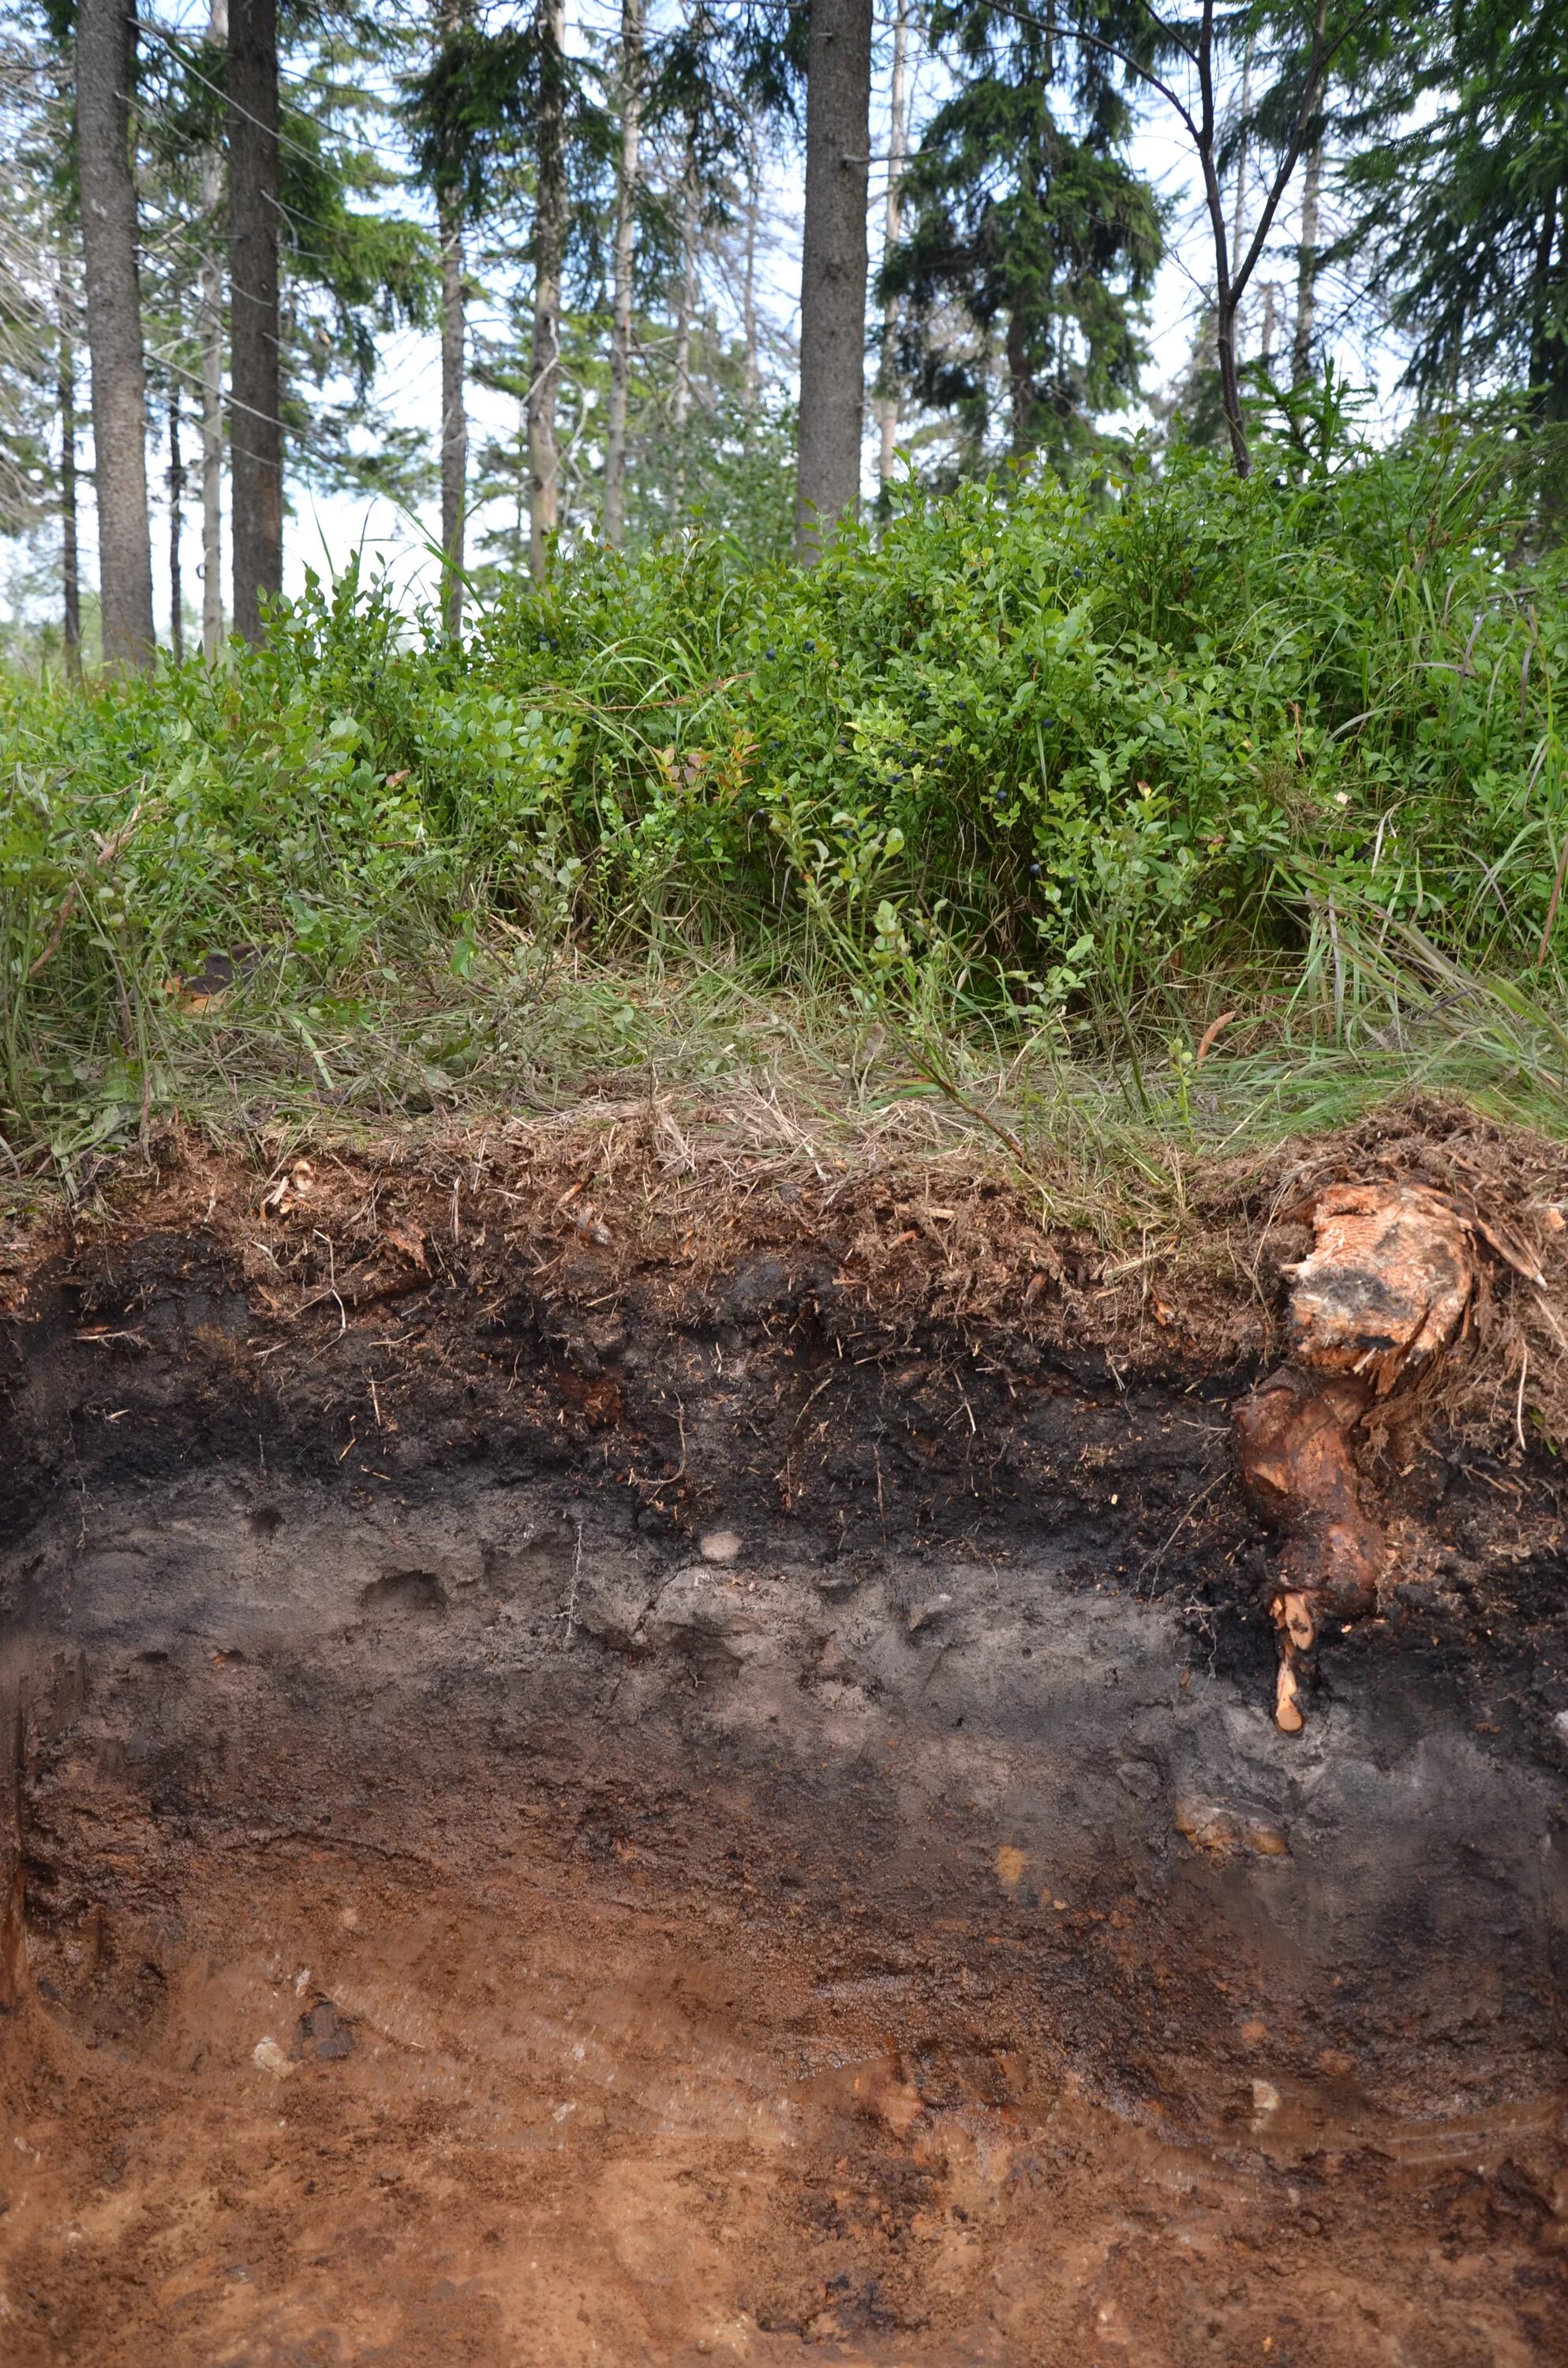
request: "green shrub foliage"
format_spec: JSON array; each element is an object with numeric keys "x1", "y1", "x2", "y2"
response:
[{"x1": 3, "y1": 424, "x2": 1567, "y2": 1130}]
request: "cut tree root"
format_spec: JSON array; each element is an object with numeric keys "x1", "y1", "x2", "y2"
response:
[
  {"x1": 1233, "y1": 1369, "x2": 1384, "y2": 1732},
  {"x1": 1235, "y1": 1180, "x2": 1489, "y2": 1733}
]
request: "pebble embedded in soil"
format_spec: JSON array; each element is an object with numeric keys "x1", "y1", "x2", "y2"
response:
[{"x1": 698, "y1": 1528, "x2": 743, "y2": 1564}]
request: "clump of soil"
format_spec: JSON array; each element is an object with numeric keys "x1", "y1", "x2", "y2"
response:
[{"x1": 2, "y1": 1109, "x2": 1567, "y2": 2363}]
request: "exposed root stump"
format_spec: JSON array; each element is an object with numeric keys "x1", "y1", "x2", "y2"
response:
[{"x1": 1236, "y1": 1180, "x2": 1510, "y2": 1733}]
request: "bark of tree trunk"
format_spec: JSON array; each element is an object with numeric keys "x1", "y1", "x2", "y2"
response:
[
  {"x1": 439, "y1": 193, "x2": 466, "y2": 635},
  {"x1": 168, "y1": 394, "x2": 185, "y2": 664},
  {"x1": 199, "y1": 163, "x2": 225, "y2": 657},
  {"x1": 1291, "y1": 134, "x2": 1323, "y2": 388},
  {"x1": 200, "y1": 0, "x2": 226, "y2": 660},
  {"x1": 1229, "y1": 39, "x2": 1252, "y2": 367},
  {"x1": 795, "y1": 0, "x2": 873, "y2": 564},
  {"x1": 436, "y1": 0, "x2": 469, "y2": 631},
  {"x1": 604, "y1": 0, "x2": 642, "y2": 549},
  {"x1": 742, "y1": 129, "x2": 760, "y2": 419},
  {"x1": 876, "y1": 0, "x2": 908, "y2": 496},
  {"x1": 528, "y1": 0, "x2": 567, "y2": 583},
  {"x1": 671, "y1": 145, "x2": 698, "y2": 515},
  {"x1": 1216, "y1": 296, "x2": 1247, "y2": 472},
  {"x1": 672, "y1": 152, "x2": 698, "y2": 434},
  {"x1": 1529, "y1": 190, "x2": 1563, "y2": 422},
  {"x1": 1007, "y1": 309, "x2": 1034, "y2": 459},
  {"x1": 77, "y1": 0, "x2": 156, "y2": 671},
  {"x1": 1290, "y1": 0, "x2": 1330, "y2": 391},
  {"x1": 58, "y1": 270, "x2": 82, "y2": 681},
  {"x1": 229, "y1": 0, "x2": 283, "y2": 643}
]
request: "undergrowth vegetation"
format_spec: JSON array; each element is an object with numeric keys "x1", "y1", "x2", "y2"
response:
[{"x1": 5, "y1": 415, "x2": 1568, "y2": 1194}]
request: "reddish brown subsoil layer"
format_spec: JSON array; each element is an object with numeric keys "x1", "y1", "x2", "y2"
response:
[
  {"x1": 2, "y1": 1116, "x2": 1568, "y2": 2362},
  {"x1": 8, "y1": 1827, "x2": 1567, "y2": 2366}
]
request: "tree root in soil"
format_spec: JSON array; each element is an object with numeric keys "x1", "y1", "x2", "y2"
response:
[{"x1": 1235, "y1": 1180, "x2": 1504, "y2": 1733}]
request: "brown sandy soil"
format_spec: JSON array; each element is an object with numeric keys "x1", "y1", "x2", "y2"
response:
[
  {"x1": 2, "y1": 1103, "x2": 1567, "y2": 2362},
  {"x1": 6, "y1": 1834, "x2": 1565, "y2": 2367}
]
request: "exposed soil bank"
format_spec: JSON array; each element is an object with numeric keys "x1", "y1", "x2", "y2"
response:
[{"x1": 2, "y1": 1119, "x2": 1568, "y2": 2362}]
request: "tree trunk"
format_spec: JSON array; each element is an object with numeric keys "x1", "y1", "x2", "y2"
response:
[
  {"x1": 58, "y1": 268, "x2": 82, "y2": 681},
  {"x1": 436, "y1": 0, "x2": 470, "y2": 632},
  {"x1": 528, "y1": 0, "x2": 567, "y2": 583},
  {"x1": 1216, "y1": 294, "x2": 1248, "y2": 473},
  {"x1": 439, "y1": 193, "x2": 466, "y2": 635},
  {"x1": 1229, "y1": 39, "x2": 1252, "y2": 369},
  {"x1": 1291, "y1": 134, "x2": 1323, "y2": 388},
  {"x1": 672, "y1": 151, "x2": 698, "y2": 435},
  {"x1": 795, "y1": 0, "x2": 873, "y2": 563},
  {"x1": 230, "y1": 0, "x2": 283, "y2": 643},
  {"x1": 604, "y1": 0, "x2": 642, "y2": 549},
  {"x1": 671, "y1": 144, "x2": 699, "y2": 515},
  {"x1": 200, "y1": 0, "x2": 227, "y2": 661},
  {"x1": 1529, "y1": 189, "x2": 1565, "y2": 423},
  {"x1": 1290, "y1": 0, "x2": 1330, "y2": 391},
  {"x1": 877, "y1": 0, "x2": 908, "y2": 495},
  {"x1": 1007, "y1": 307, "x2": 1034, "y2": 459},
  {"x1": 742, "y1": 129, "x2": 760, "y2": 418},
  {"x1": 77, "y1": 0, "x2": 156, "y2": 671},
  {"x1": 199, "y1": 159, "x2": 225, "y2": 658},
  {"x1": 168, "y1": 393, "x2": 185, "y2": 663}
]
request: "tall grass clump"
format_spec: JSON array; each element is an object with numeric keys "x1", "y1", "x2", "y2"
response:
[{"x1": 4, "y1": 410, "x2": 1568, "y2": 1171}]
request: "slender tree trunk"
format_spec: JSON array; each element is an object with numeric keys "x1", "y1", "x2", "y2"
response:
[
  {"x1": 229, "y1": 0, "x2": 283, "y2": 642},
  {"x1": 58, "y1": 272, "x2": 82, "y2": 681},
  {"x1": 1529, "y1": 190, "x2": 1565, "y2": 422},
  {"x1": 1203, "y1": 0, "x2": 1326, "y2": 474},
  {"x1": 1007, "y1": 308, "x2": 1034, "y2": 459},
  {"x1": 77, "y1": 0, "x2": 156, "y2": 671},
  {"x1": 438, "y1": 194, "x2": 466, "y2": 633},
  {"x1": 795, "y1": 0, "x2": 873, "y2": 563},
  {"x1": 1290, "y1": 0, "x2": 1330, "y2": 391},
  {"x1": 1215, "y1": 291, "x2": 1247, "y2": 468},
  {"x1": 436, "y1": 0, "x2": 470, "y2": 633},
  {"x1": 672, "y1": 150, "x2": 698, "y2": 434},
  {"x1": 198, "y1": 171, "x2": 225, "y2": 657},
  {"x1": 515, "y1": 396, "x2": 526, "y2": 556},
  {"x1": 671, "y1": 144, "x2": 698, "y2": 515},
  {"x1": 528, "y1": 0, "x2": 567, "y2": 583},
  {"x1": 200, "y1": 0, "x2": 226, "y2": 659},
  {"x1": 742, "y1": 128, "x2": 760, "y2": 418},
  {"x1": 168, "y1": 393, "x2": 185, "y2": 663},
  {"x1": 1445, "y1": 309, "x2": 1464, "y2": 402},
  {"x1": 1229, "y1": 39, "x2": 1252, "y2": 369},
  {"x1": 604, "y1": 0, "x2": 642, "y2": 548},
  {"x1": 1260, "y1": 279, "x2": 1278, "y2": 375},
  {"x1": 1291, "y1": 134, "x2": 1323, "y2": 388},
  {"x1": 877, "y1": 0, "x2": 908, "y2": 494}
]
